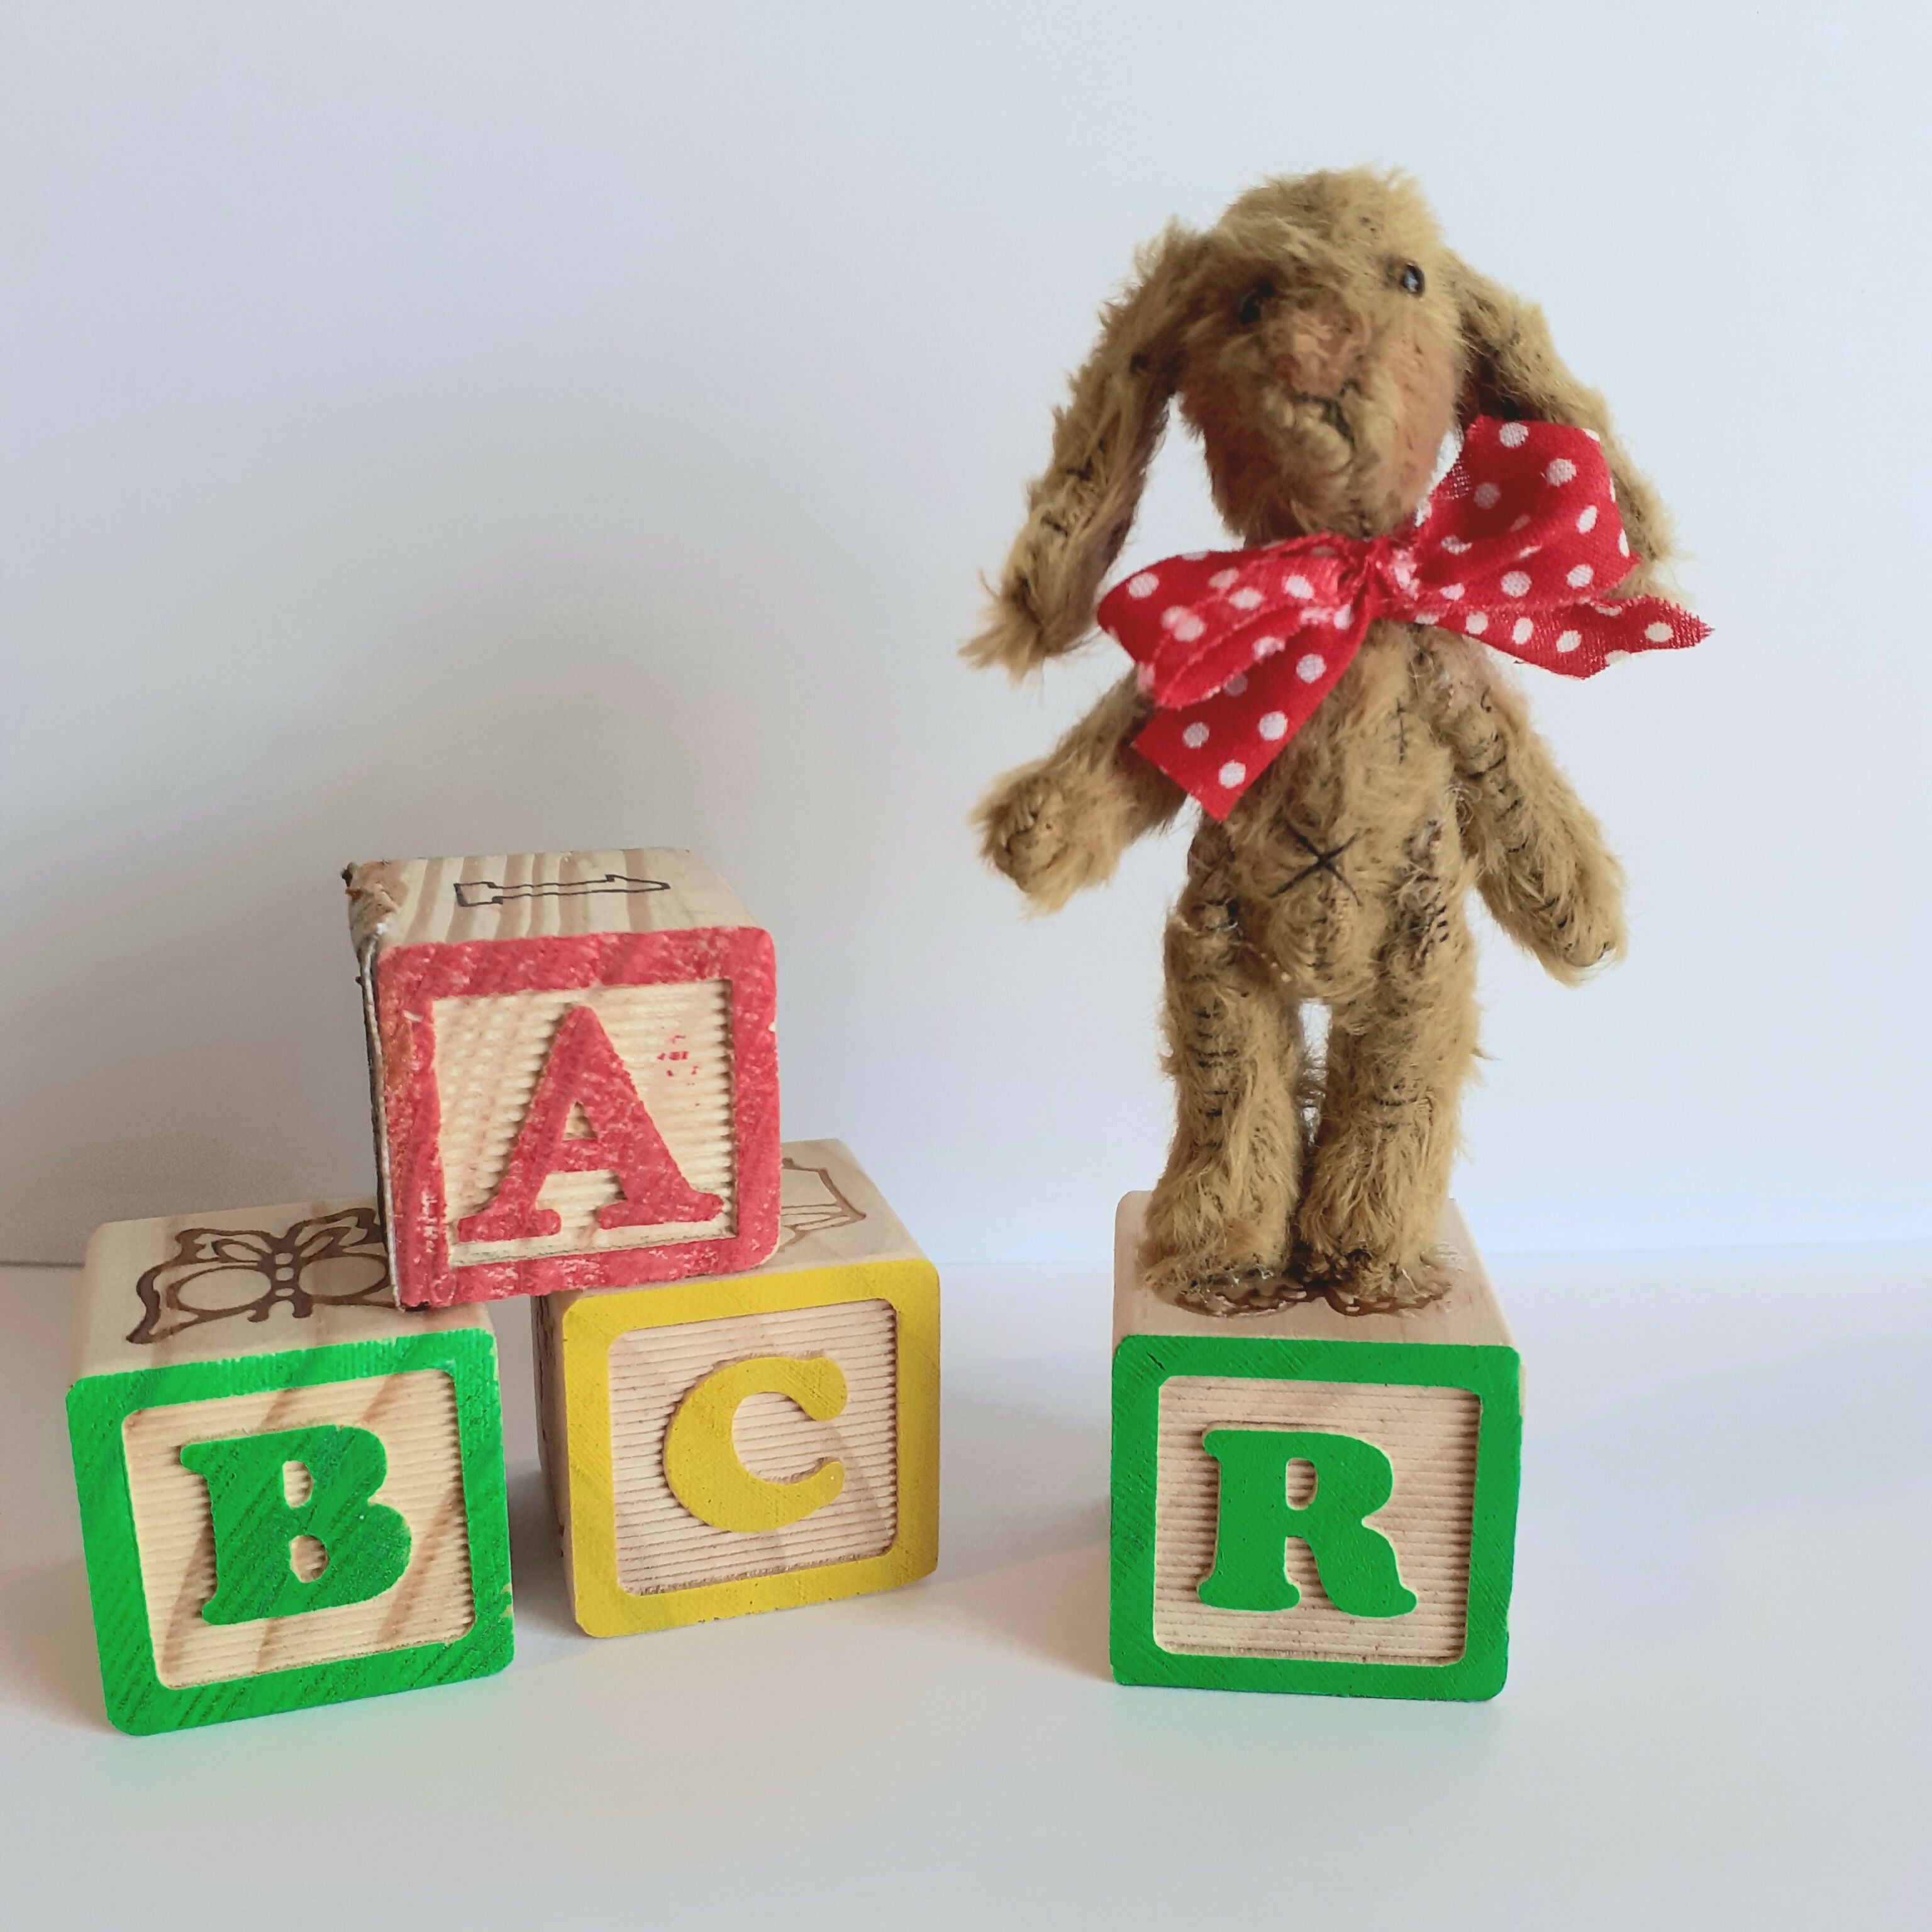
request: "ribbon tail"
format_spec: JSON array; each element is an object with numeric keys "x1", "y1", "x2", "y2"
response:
[
  {"x1": 1485, "y1": 594, "x2": 1711, "y2": 679},
  {"x1": 1129, "y1": 626, "x2": 1366, "y2": 819},
  {"x1": 1128, "y1": 713, "x2": 1265, "y2": 823}
]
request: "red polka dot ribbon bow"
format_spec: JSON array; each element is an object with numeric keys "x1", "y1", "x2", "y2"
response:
[{"x1": 1096, "y1": 415, "x2": 1709, "y2": 819}]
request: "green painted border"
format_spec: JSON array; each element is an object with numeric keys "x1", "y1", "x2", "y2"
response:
[
  {"x1": 67, "y1": 1330, "x2": 513, "y2": 1734},
  {"x1": 1110, "y1": 1334, "x2": 1522, "y2": 1699}
]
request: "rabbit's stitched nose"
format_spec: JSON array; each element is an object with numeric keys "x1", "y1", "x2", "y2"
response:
[{"x1": 1275, "y1": 311, "x2": 1358, "y2": 398}]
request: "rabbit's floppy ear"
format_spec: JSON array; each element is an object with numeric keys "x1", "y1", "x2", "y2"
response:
[
  {"x1": 965, "y1": 223, "x2": 1206, "y2": 677},
  {"x1": 1448, "y1": 255, "x2": 1674, "y2": 582}
]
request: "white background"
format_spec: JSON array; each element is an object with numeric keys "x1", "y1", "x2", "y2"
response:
[{"x1": 3, "y1": 4, "x2": 1928, "y2": 1264}]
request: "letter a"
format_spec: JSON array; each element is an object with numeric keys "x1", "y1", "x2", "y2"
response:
[
  {"x1": 1197, "y1": 1427, "x2": 1418, "y2": 1619},
  {"x1": 457, "y1": 1003, "x2": 724, "y2": 1243}
]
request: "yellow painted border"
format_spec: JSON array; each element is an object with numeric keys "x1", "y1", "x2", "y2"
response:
[{"x1": 559, "y1": 1260, "x2": 940, "y2": 1636}]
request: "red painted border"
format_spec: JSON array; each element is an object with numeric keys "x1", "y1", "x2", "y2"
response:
[{"x1": 374, "y1": 928, "x2": 780, "y2": 1307}]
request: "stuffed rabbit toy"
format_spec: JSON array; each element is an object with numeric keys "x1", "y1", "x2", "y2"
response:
[{"x1": 969, "y1": 169, "x2": 1704, "y2": 1312}]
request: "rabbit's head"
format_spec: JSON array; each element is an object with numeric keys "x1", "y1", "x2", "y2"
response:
[
  {"x1": 1175, "y1": 171, "x2": 1462, "y2": 548},
  {"x1": 969, "y1": 168, "x2": 1671, "y2": 677}
]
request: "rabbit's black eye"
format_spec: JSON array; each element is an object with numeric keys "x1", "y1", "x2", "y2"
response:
[
  {"x1": 1398, "y1": 262, "x2": 1425, "y2": 296},
  {"x1": 1235, "y1": 280, "x2": 1274, "y2": 327}
]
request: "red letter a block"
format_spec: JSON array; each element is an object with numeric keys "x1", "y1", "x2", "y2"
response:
[{"x1": 345, "y1": 850, "x2": 780, "y2": 1308}]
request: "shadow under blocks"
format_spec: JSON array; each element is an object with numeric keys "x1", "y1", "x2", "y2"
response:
[{"x1": 1110, "y1": 1194, "x2": 1521, "y2": 1699}]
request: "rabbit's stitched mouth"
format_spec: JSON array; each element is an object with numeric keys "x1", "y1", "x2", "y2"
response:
[{"x1": 1285, "y1": 390, "x2": 1357, "y2": 451}]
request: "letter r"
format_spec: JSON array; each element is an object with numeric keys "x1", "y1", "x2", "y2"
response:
[{"x1": 1197, "y1": 1426, "x2": 1417, "y2": 1619}]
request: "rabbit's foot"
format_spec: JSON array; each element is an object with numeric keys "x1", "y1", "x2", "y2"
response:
[
  {"x1": 1290, "y1": 1243, "x2": 1452, "y2": 1315},
  {"x1": 1141, "y1": 1239, "x2": 1294, "y2": 1314},
  {"x1": 1170, "y1": 1263, "x2": 1296, "y2": 1316}
]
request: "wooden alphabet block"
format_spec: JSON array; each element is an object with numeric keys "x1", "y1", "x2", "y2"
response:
[
  {"x1": 1111, "y1": 1194, "x2": 1521, "y2": 1700},
  {"x1": 532, "y1": 1140, "x2": 938, "y2": 1636},
  {"x1": 345, "y1": 848, "x2": 780, "y2": 1308},
  {"x1": 66, "y1": 1197, "x2": 513, "y2": 1733}
]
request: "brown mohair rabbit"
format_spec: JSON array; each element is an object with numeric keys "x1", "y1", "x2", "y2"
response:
[{"x1": 969, "y1": 169, "x2": 1675, "y2": 1313}]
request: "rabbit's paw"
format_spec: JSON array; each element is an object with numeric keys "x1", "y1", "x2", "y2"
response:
[{"x1": 977, "y1": 767, "x2": 1081, "y2": 906}]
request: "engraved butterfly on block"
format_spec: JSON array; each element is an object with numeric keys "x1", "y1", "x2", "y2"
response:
[{"x1": 126, "y1": 1208, "x2": 392, "y2": 1344}]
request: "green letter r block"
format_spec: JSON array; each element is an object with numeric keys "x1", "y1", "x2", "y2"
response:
[{"x1": 1110, "y1": 1331, "x2": 1521, "y2": 1701}]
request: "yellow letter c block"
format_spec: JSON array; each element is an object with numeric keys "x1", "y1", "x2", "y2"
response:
[{"x1": 663, "y1": 1355, "x2": 849, "y2": 1533}]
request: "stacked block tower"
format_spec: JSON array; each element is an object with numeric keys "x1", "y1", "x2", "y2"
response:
[{"x1": 66, "y1": 848, "x2": 939, "y2": 1732}]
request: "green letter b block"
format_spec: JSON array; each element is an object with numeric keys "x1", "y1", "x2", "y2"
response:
[
  {"x1": 180, "y1": 1424, "x2": 412, "y2": 1624},
  {"x1": 1198, "y1": 1428, "x2": 1416, "y2": 1618}
]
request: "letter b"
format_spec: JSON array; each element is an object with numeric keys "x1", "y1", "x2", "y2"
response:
[{"x1": 180, "y1": 1424, "x2": 413, "y2": 1624}]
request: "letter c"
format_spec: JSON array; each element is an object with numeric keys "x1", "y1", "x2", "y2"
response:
[{"x1": 663, "y1": 1354, "x2": 849, "y2": 1533}]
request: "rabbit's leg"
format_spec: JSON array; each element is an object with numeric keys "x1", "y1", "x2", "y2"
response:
[
  {"x1": 1141, "y1": 830, "x2": 1306, "y2": 1310},
  {"x1": 1294, "y1": 881, "x2": 1477, "y2": 1311}
]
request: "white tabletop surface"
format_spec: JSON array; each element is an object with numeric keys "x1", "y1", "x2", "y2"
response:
[{"x1": 2, "y1": 1241, "x2": 1926, "y2": 1929}]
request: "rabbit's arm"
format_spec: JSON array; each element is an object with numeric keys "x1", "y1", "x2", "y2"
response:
[
  {"x1": 976, "y1": 673, "x2": 1185, "y2": 911},
  {"x1": 1420, "y1": 636, "x2": 1625, "y2": 982}
]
